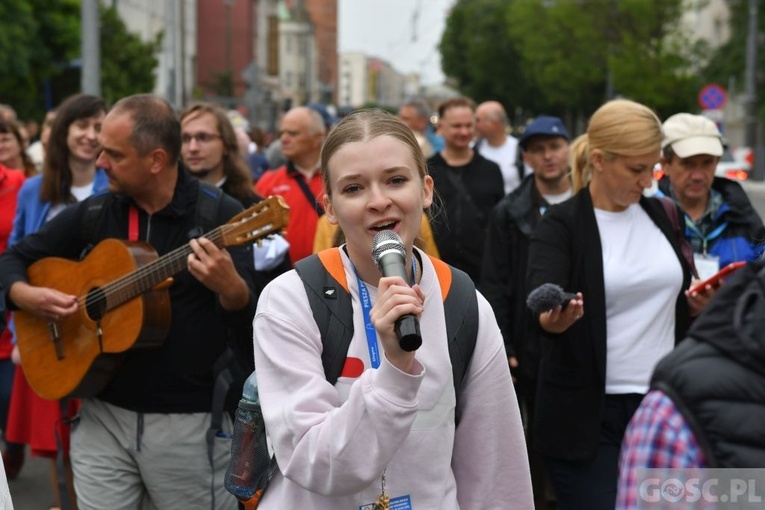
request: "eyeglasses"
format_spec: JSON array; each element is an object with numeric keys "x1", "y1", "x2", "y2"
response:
[{"x1": 181, "y1": 133, "x2": 221, "y2": 144}]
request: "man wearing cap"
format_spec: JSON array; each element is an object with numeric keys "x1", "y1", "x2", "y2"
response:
[
  {"x1": 481, "y1": 115, "x2": 571, "y2": 508},
  {"x1": 659, "y1": 113, "x2": 764, "y2": 278},
  {"x1": 474, "y1": 101, "x2": 526, "y2": 195}
]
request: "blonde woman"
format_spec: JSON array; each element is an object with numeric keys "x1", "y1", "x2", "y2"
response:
[
  {"x1": 526, "y1": 99, "x2": 710, "y2": 509},
  {"x1": 253, "y1": 110, "x2": 532, "y2": 508}
]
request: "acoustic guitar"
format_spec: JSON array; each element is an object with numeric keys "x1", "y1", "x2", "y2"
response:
[{"x1": 14, "y1": 195, "x2": 289, "y2": 400}]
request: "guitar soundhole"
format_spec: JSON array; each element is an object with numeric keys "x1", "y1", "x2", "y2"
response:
[{"x1": 85, "y1": 287, "x2": 107, "y2": 322}]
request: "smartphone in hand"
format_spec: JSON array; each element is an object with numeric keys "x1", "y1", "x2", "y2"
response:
[{"x1": 689, "y1": 261, "x2": 746, "y2": 295}]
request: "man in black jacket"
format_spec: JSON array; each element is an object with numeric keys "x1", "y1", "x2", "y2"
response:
[
  {"x1": 0, "y1": 94, "x2": 257, "y2": 509},
  {"x1": 481, "y1": 115, "x2": 571, "y2": 508},
  {"x1": 427, "y1": 97, "x2": 504, "y2": 283}
]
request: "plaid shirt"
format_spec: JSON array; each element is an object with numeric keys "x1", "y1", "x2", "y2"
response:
[{"x1": 616, "y1": 390, "x2": 706, "y2": 509}]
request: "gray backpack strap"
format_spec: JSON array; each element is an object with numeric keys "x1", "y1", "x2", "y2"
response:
[
  {"x1": 294, "y1": 250, "x2": 354, "y2": 386},
  {"x1": 189, "y1": 181, "x2": 223, "y2": 239},
  {"x1": 444, "y1": 267, "x2": 479, "y2": 394},
  {"x1": 439, "y1": 263, "x2": 479, "y2": 424},
  {"x1": 80, "y1": 191, "x2": 113, "y2": 248}
]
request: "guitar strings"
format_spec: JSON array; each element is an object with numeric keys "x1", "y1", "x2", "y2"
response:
[
  {"x1": 74, "y1": 226, "x2": 227, "y2": 310},
  {"x1": 17, "y1": 200, "x2": 286, "y2": 356},
  {"x1": 74, "y1": 205, "x2": 282, "y2": 312}
]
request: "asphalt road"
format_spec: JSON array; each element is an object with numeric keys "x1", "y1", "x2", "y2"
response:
[
  {"x1": 742, "y1": 178, "x2": 765, "y2": 219},
  {"x1": 7, "y1": 178, "x2": 765, "y2": 509},
  {"x1": 8, "y1": 451, "x2": 52, "y2": 508}
]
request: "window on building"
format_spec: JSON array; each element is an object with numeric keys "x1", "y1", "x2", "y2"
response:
[
  {"x1": 286, "y1": 71, "x2": 293, "y2": 88},
  {"x1": 267, "y1": 15, "x2": 279, "y2": 76},
  {"x1": 713, "y1": 17, "x2": 724, "y2": 46}
]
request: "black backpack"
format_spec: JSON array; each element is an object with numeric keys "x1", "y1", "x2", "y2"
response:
[
  {"x1": 224, "y1": 248, "x2": 480, "y2": 507},
  {"x1": 294, "y1": 248, "x2": 480, "y2": 422}
]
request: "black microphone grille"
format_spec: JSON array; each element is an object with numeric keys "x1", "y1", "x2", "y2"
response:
[{"x1": 372, "y1": 230, "x2": 406, "y2": 266}]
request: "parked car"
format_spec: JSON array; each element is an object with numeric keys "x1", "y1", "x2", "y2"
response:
[{"x1": 716, "y1": 144, "x2": 750, "y2": 181}]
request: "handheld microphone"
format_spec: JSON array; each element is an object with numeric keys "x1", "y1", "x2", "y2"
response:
[
  {"x1": 372, "y1": 230, "x2": 422, "y2": 352},
  {"x1": 527, "y1": 283, "x2": 578, "y2": 314}
]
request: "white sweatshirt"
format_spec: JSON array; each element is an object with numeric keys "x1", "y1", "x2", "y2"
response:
[{"x1": 253, "y1": 249, "x2": 533, "y2": 509}]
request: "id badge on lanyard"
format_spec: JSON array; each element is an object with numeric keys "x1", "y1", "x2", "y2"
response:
[{"x1": 693, "y1": 253, "x2": 720, "y2": 281}]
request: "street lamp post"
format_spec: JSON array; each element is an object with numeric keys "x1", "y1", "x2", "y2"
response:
[{"x1": 81, "y1": 0, "x2": 100, "y2": 96}]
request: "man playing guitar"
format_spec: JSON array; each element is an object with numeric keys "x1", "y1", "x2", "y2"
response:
[{"x1": 0, "y1": 94, "x2": 259, "y2": 510}]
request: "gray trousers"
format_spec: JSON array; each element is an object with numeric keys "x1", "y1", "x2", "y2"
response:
[{"x1": 71, "y1": 398, "x2": 236, "y2": 510}]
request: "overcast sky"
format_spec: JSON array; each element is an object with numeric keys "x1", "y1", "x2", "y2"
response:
[{"x1": 338, "y1": 0, "x2": 456, "y2": 86}]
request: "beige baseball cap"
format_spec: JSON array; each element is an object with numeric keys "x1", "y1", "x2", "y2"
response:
[{"x1": 662, "y1": 113, "x2": 723, "y2": 158}]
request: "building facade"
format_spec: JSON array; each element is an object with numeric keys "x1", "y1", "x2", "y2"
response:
[{"x1": 106, "y1": 0, "x2": 197, "y2": 109}]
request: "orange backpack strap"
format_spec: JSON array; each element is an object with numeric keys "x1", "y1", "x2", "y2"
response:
[
  {"x1": 316, "y1": 248, "x2": 349, "y2": 293},
  {"x1": 427, "y1": 254, "x2": 453, "y2": 302}
]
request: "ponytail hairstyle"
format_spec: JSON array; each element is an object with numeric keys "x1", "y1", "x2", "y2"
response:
[
  {"x1": 572, "y1": 99, "x2": 662, "y2": 193},
  {"x1": 569, "y1": 134, "x2": 590, "y2": 194}
]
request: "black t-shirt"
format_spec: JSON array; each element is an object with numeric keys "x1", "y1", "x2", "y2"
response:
[{"x1": 427, "y1": 151, "x2": 504, "y2": 283}]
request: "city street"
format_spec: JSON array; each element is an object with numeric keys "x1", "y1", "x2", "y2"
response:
[
  {"x1": 7, "y1": 178, "x2": 765, "y2": 508},
  {"x1": 743, "y1": 178, "x2": 765, "y2": 219},
  {"x1": 8, "y1": 452, "x2": 50, "y2": 508}
]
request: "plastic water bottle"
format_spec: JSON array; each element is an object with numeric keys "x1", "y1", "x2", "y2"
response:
[{"x1": 224, "y1": 371, "x2": 273, "y2": 508}]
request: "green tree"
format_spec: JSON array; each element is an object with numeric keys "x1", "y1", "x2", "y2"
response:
[
  {"x1": 508, "y1": 0, "x2": 700, "y2": 120},
  {"x1": 0, "y1": 1, "x2": 159, "y2": 121},
  {"x1": 99, "y1": 3, "x2": 161, "y2": 106},
  {"x1": 506, "y1": 0, "x2": 606, "y2": 120},
  {"x1": 702, "y1": 0, "x2": 765, "y2": 117},
  {"x1": 440, "y1": 0, "x2": 701, "y2": 123},
  {"x1": 439, "y1": 0, "x2": 540, "y2": 127},
  {"x1": 0, "y1": 0, "x2": 80, "y2": 120},
  {"x1": 608, "y1": 0, "x2": 703, "y2": 117}
]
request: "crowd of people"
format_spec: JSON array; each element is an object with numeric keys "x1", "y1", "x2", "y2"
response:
[{"x1": 0, "y1": 91, "x2": 761, "y2": 510}]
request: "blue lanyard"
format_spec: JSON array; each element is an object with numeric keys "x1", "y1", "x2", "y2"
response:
[
  {"x1": 351, "y1": 255, "x2": 417, "y2": 369},
  {"x1": 684, "y1": 215, "x2": 728, "y2": 254}
]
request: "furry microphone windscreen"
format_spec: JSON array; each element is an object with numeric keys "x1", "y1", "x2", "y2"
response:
[{"x1": 526, "y1": 283, "x2": 578, "y2": 314}]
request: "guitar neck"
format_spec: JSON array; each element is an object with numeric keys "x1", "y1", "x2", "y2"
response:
[{"x1": 101, "y1": 227, "x2": 225, "y2": 311}]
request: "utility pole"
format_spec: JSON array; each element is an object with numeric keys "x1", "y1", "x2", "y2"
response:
[
  {"x1": 180, "y1": 0, "x2": 187, "y2": 107},
  {"x1": 81, "y1": 0, "x2": 100, "y2": 95},
  {"x1": 745, "y1": 0, "x2": 762, "y2": 180}
]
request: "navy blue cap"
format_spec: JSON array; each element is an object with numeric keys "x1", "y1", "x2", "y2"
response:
[{"x1": 519, "y1": 116, "x2": 570, "y2": 148}]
